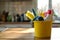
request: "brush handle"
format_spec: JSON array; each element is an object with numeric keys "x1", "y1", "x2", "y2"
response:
[{"x1": 32, "y1": 8, "x2": 36, "y2": 16}]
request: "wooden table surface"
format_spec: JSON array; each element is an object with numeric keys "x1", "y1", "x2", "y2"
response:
[{"x1": 0, "y1": 28, "x2": 60, "y2": 40}]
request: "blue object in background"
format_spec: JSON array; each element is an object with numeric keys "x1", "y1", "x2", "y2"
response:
[{"x1": 21, "y1": 13, "x2": 24, "y2": 22}]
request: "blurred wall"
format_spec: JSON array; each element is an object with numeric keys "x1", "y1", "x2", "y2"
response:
[
  {"x1": 0, "y1": 0, "x2": 37, "y2": 15},
  {"x1": 0, "y1": 2, "x2": 5, "y2": 14}
]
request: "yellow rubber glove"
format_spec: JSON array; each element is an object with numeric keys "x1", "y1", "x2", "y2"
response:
[{"x1": 25, "y1": 11, "x2": 35, "y2": 20}]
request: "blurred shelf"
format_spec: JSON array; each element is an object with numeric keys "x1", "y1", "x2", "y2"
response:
[
  {"x1": 0, "y1": 20, "x2": 60, "y2": 24},
  {"x1": 0, "y1": 22, "x2": 31, "y2": 24}
]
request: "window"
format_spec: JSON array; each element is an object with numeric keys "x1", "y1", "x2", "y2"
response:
[
  {"x1": 38, "y1": 0, "x2": 48, "y2": 11},
  {"x1": 37, "y1": 0, "x2": 60, "y2": 21}
]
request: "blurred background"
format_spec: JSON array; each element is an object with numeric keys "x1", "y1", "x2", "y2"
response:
[{"x1": 0, "y1": 0, "x2": 60, "y2": 28}]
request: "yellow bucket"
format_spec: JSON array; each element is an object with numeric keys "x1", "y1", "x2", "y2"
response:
[{"x1": 34, "y1": 21, "x2": 52, "y2": 38}]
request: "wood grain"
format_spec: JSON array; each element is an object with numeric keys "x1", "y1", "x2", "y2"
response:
[{"x1": 0, "y1": 28, "x2": 50, "y2": 40}]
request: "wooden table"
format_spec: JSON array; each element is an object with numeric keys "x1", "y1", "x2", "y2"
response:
[{"x1": 0, "y1": 28, "x2": 60, "y2": 40}]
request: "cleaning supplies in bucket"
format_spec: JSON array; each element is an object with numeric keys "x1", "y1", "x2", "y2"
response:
[{"x1": 25, "y1": 9, "x2": 52, "y2": 21}]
